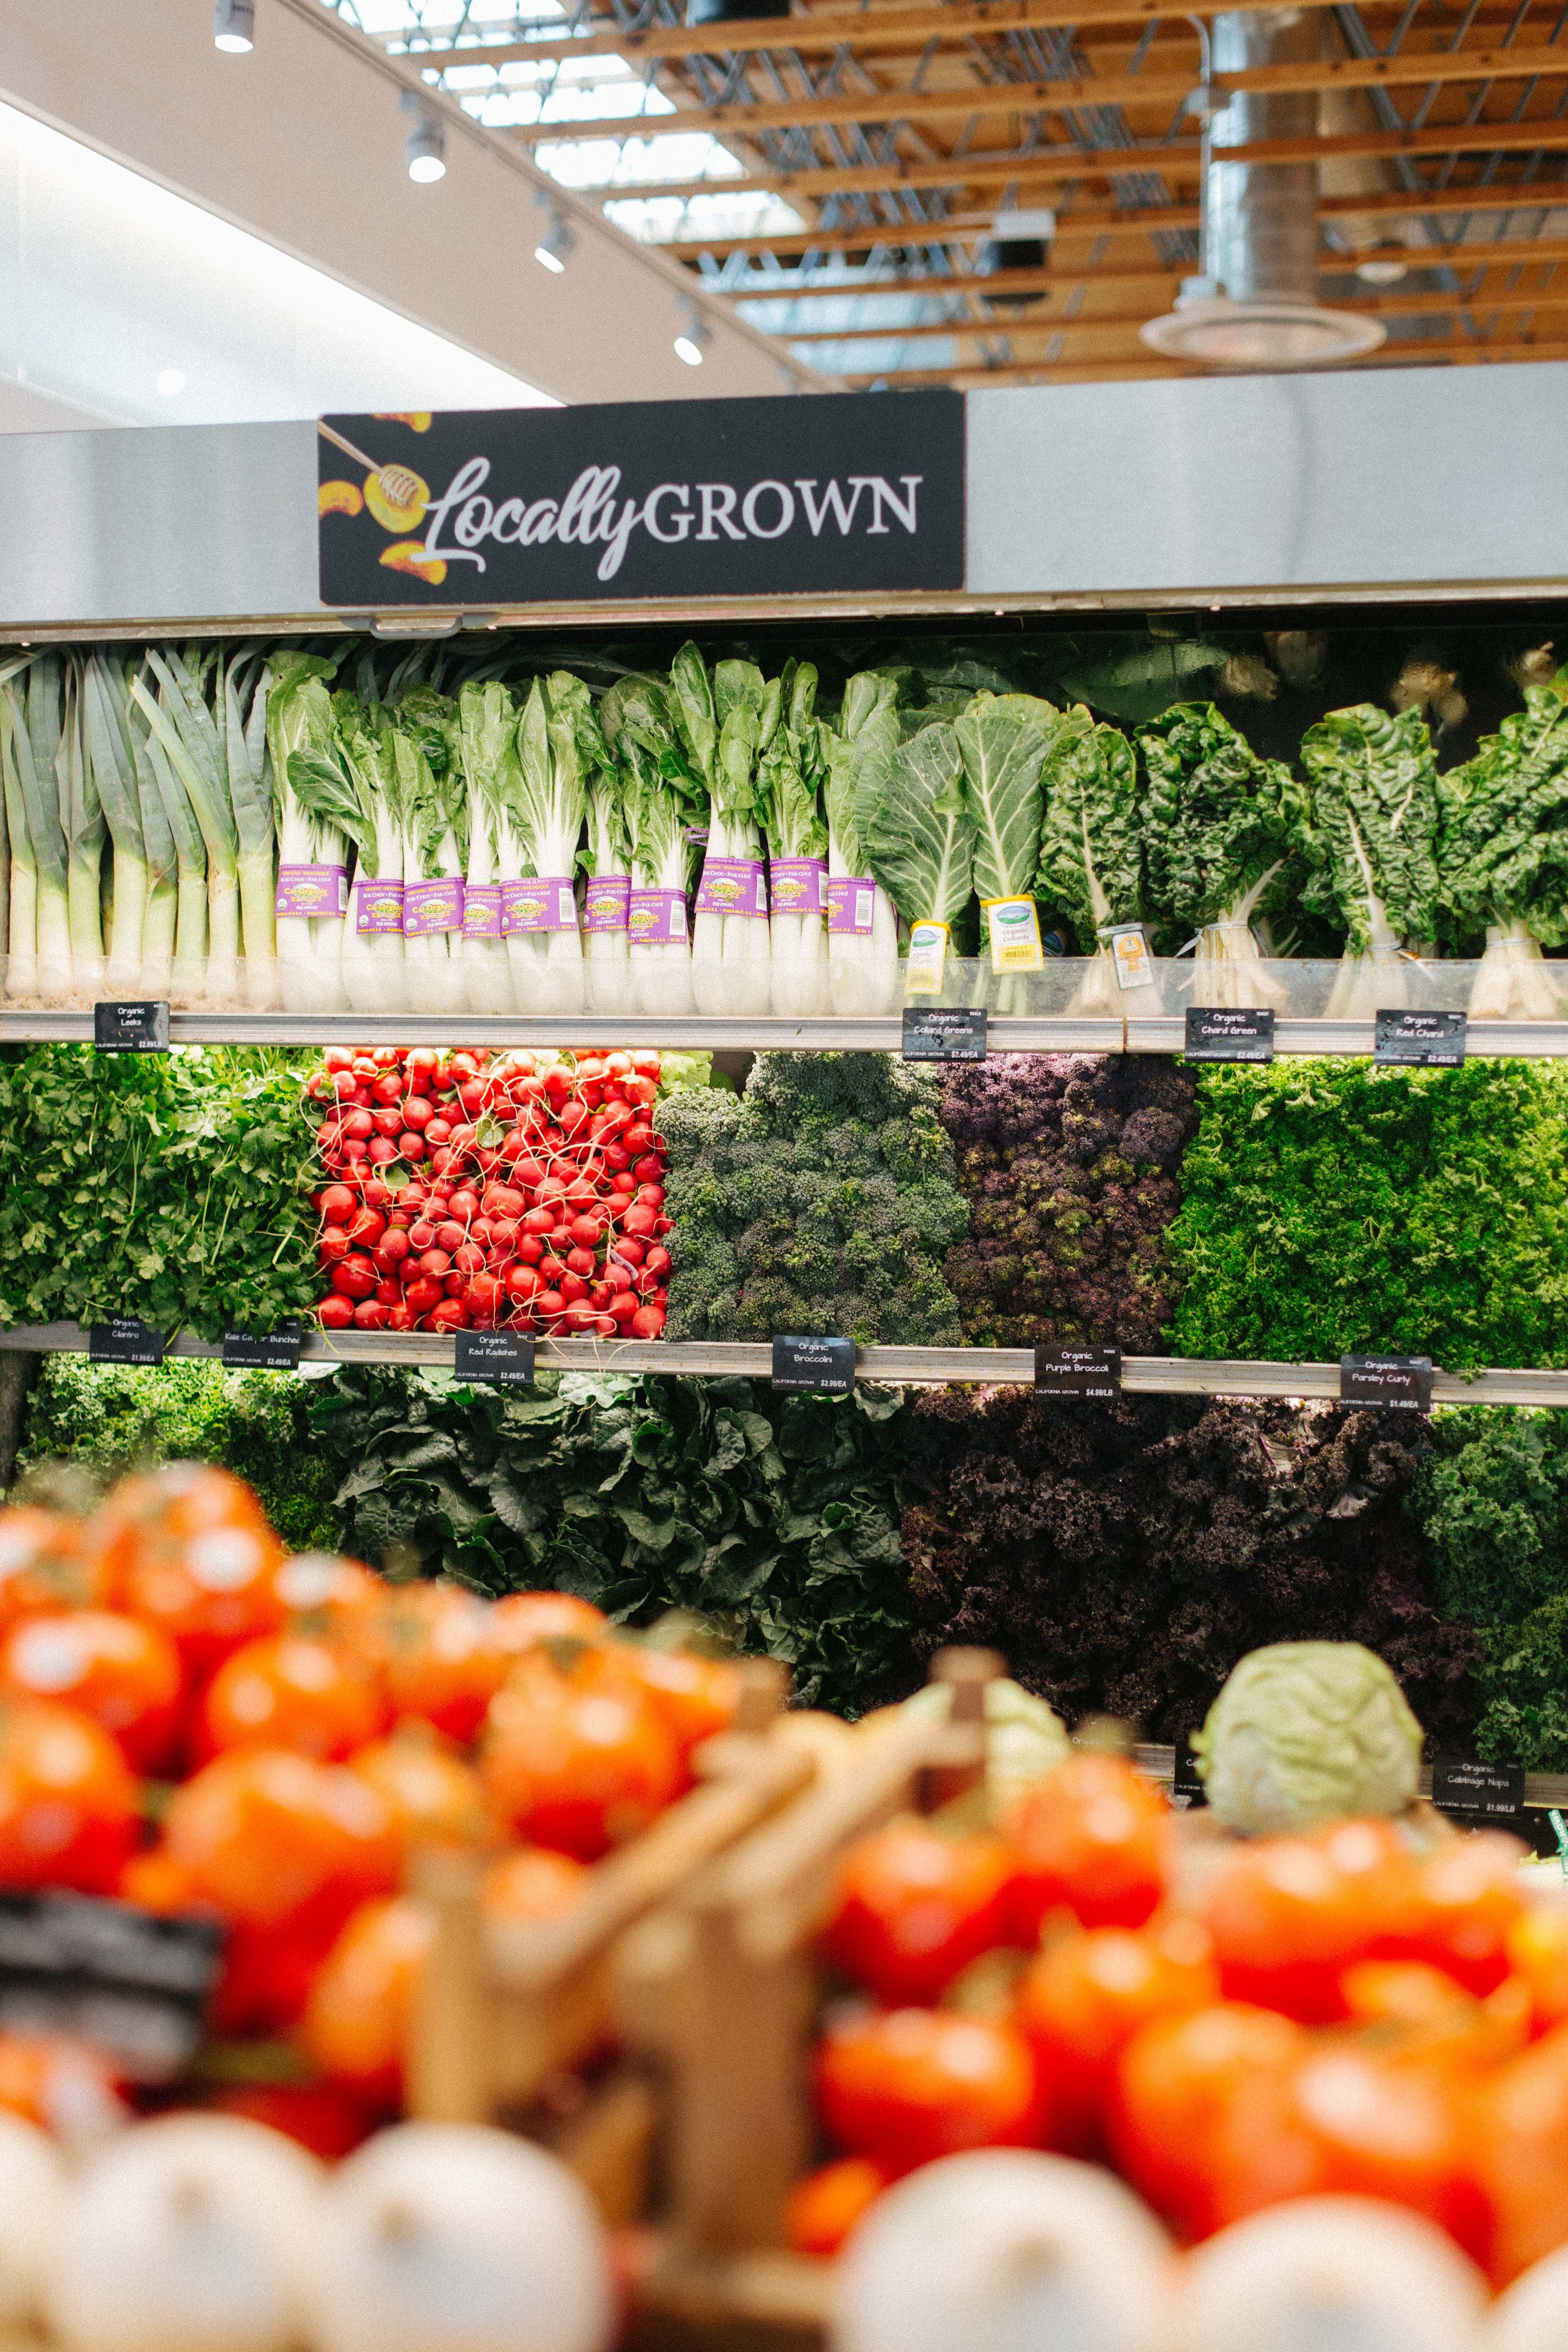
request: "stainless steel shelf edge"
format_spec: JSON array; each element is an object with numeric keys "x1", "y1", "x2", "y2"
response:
[{"x1": 7, "y1": 1325, "x2": 1568, "y2": 1404}]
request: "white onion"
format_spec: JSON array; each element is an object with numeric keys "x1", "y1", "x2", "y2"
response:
[
  {"x1": 1485, "y1": 2243, "x2": 1568, "y2": 2352},
  {"x1": 47, "y1": 2114, "x2": 323, "y2": 2352},
  {"x1": 0, "y1": 2110, "x2": 63, "y2": 2328},
  {"x1": 833, "y1": 2149, "x2": 1173, "y2": 2352},
  {"x1": 1178, "y1": 2197, "x2": 1487, "y2": 2352},
  {"x1": 306, "y1": 2122, "x2": 614, "y2": 2352}
]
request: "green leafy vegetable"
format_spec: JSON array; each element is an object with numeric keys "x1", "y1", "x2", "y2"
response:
[{"x1": 863, "y1": 719, "x2": 973, "y2": 933}]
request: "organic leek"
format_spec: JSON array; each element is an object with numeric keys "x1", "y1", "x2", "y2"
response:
[
  {"x1": 81, "y1": 652, "x2": 151, "y2": 998},
  {"x1": 132, "y1": 648, "x2": 242, "y2": 1002}
]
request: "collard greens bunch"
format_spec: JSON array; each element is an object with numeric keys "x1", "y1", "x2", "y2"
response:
[
  {"x1": 307, "y1": 1367, "x2": 915, "y2": 1713},
  {"x1": 661, "y1": 1053, "x2": 969, "y2": 1345},
  {"x1": 937, "y1": 1052, "x2": 1196, "y2": 1350}
]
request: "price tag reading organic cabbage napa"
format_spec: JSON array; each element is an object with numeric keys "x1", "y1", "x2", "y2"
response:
[
  {"x1": 904, "y1": 920, "x2": 950, "y2": 996},
  {"x1": 983, "y1": 897, "x2": 1044, "y2": 975}
]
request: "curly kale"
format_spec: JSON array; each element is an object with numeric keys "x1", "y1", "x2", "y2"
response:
[
  {"x1": 901, "y1": 1384, "x2": 1482, "y2": 1748},
  {"x1": 1169, "y1": 1058, "x2": 1568, "y2": 1372},
  {"x1": 664, "y1": 1054, "x2": 968, "y2": 1344},
  {"x1": 938, "y1": 1054, "x2": 1196, "y2": 1350}
]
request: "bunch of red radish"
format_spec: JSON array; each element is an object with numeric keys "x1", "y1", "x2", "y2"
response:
[{"x1": 307, "y1": 1045, "x2": 672, "y2": 1340}]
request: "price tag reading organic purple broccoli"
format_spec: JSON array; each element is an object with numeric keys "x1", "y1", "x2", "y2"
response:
[
  {"x1": 1339, "y1": 1354, "x2": 1432, "y2": 1412},
  {"x1": 1033, "y1": 1345, "x2": 1121, "y2": 1400}
]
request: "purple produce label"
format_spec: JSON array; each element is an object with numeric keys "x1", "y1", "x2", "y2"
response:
[
  {"x1": 502, "y1": 877, "x2": 578, "y2": 936},
  {"x1": 628, "y1": 887, "x2": 688, "y2": 945},
  {"x1": 828, "y1": 877, "x2": 878, "y2": 938},
  {"x1": 463, "y1": 882, "x2": 503, "y2": 939},
  {"x1": 276, "y1": 864, "x2": 347, "y2": 919},
  {"x1": 770, "y1": 856, "x2": 827, "y2": 916},
  {"x1": 584, "y1": 875, "x2": 631, "y2": 935},
  {"x1": 404, "y1": 878, "x2": 465, "y2": 936},
  {"x1": 695, "y1": 854, "x2": 768, "y2": 920},
  {"x1": 354, "y1": 877, "x2": 405, "y2": 936}
]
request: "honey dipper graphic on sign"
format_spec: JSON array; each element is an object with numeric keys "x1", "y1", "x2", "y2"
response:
[{"x1": 317, "y1": 421, "x2": 445, "y2": 584}]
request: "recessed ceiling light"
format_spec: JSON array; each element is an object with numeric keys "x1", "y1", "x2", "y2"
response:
[
  {"x1": 156, "y1": 368, "x2": 188, "y2": 397},
  {"x1": 213, "y1": 0, "x2": 254, "y2": 53}
]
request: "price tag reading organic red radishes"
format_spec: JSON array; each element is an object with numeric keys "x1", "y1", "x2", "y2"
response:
[{"x1": 454, "y1": 1329, "x2": 536, "y2": 1387}]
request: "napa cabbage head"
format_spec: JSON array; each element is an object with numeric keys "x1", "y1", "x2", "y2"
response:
[{"x1": 1191, "y1": 1639, "x2": 1423, "y2": 1833}]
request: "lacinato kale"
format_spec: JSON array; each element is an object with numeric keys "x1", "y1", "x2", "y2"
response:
[
  {"x1": 938, "y1": 1054, "x2": 1196, "y2": 1350},
  {"x1": 662, "y1": 1052, "x2": 968, "y2": 1344},
  {"x1": 1169, "y1": 1058, "x2": 1568, "y2": 1372},
  {"x1": 901, "y1": 1385, "x2": 1481, "y2": 1747}
]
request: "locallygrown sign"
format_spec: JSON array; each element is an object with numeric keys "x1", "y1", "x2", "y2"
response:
[{"x1": 317, "y1": 393, "x2": 965, "y2": 606}]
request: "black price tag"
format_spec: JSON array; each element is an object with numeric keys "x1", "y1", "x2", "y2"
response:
[
  {"x1": 901, "y1": 1007, "x2": 988, "y2": 1063},
  {"x1": 454, "y1": 1329, "x2": 536, "y2": 1386},
  {"x1": 1340, "y1": 1353, "x2": 1433, "y2": 1412},
  {"x1": 1184, "y1": 1007, "x2": 1275, "y2": 1062},
  {"x1": 93, "y1": 1001, "x2": 169, "y2": 1053},
  {"x1": 1432, "y1": 1754, "x2": 1526, "y2": 1829},
  {"x1": 88, "y1": 1318, "x2": 166, "y2": 1367},
  {"x1": 1034, "y1": 1344, "x2": 1122, "y2": 1400},
  {"x1": 1375, "y1": 1009, "x2": 1466, "y2": 1067},
  {"x1": 1173, "y1": 1735, "x2": 1207, "y2": 1810},
  {"x1": 0, "y1": 1892, "x2": 222, "y2": 2082},
  {"x1": 222, "y1": 1325, "x2": 301, "y2": 1372},
  {"x1": 772, "y1": 1335, "x2": 855, "y2": 1394}
]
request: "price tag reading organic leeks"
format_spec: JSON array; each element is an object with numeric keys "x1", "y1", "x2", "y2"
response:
[
  {"x1": 904, "y1": 921, "x2": 950, "y2": 997},
  {"x1": 983, "y1": 897, "x2": 1044, "y2": 975},
  {"x1": 94, "y1": 1002, "x2": 169, "y2": 1054}
]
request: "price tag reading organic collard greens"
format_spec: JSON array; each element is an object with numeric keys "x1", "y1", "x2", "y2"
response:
[
  {"x1": 1340, "y1": 1354, "x2": 1433, "y2": 1412},
  {"x1": 1432, "y1": 1754, "x2": 1526, "y2": 1830},
  {"x1": 222, "y1": 1325, "x2": 301, "y2": 1372},
  {"x1": 88, "y1": 1319, "x2": 166, "y2": 1368},
  {"x1": 1034, "y1": 1345, "x2": 1122, "y2": 1400},
  {"x1": 902, "y1": 1007, "x2": 987, "y2": 1063},
  {"x1": 1374, "y1": 1009, "x2": 1467, "y2": 1067},
  {"x1": 771, "y1": 1336, "x2": 855, "y2": 1395},
  {"x1": 1184, "y1": 1007, "x2": 1275, "y2": 1062},
  {"x1": 454, "y1": 1330, "x2": 536, "y2": 1388},
  {"x1": 93, "y1": 1002, "x2": 169, "y2": 1054}
]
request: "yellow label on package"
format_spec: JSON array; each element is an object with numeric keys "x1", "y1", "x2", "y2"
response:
[
  {"x1": 905, "y1": 920, "x2": 950, "y2": 996},
  {"x1": 1109, "y1": 926, "x2": 1155, "y2": 991},
  {"x1": 984, "y1": 895, "x2": 1045, "y2": 974}
]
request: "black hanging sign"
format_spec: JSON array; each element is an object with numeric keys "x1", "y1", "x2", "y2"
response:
[
  {"x1": 1340, "y1": 1353, "x2": 1433, "y2": 1412},
  {"x1": 94, "y1": 1001, "x2": 169, "y2": 1053},
  {"x1": 88, "y1": 1318, "x2": 166, "y2": 1367},
  {"x1": 1184, "y1": 1007, "x2": 1275, "y2": 1062},
  {"x1": 1432, "y1": 1753, "x2": 1526, "y2": 1829},
  {"x1": 1374, "y1": 1009, "x2": 1467, "y2": 1067},
  {"x1": 454, "y1": 1329, "x2": 537, "y2": 1387},
  {"x1": 902, "y1": 1007, "x2": 988, "y2": 1062},
  {"x1": 318, "y1": 394, "x2": 966, "y2": 608},
  {"x1": 222, "y1": 1324, "x2": 301, "y2": 1372},
  {"x1": 772, "y1": 1335, "x2": 855, "y2": 1394},
  {"x1": 0, "y1": 1891, "x2": 223, "y2": 2081},
  {"x1": 1034, "y1": 1344, "x2": 1122, "y2": 1400}
]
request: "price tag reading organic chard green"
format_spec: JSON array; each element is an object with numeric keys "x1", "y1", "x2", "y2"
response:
[
  {"x1": 983, "y1": 897, "x2": 1044, "y2": 975},
  {"x1": 904, "y1": 921, "x2": 950, "y2": 996}
]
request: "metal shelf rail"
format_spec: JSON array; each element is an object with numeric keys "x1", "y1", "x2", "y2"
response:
[{"x1": 5, "y1": 1324, "x2": 1568, "y2": 1406}]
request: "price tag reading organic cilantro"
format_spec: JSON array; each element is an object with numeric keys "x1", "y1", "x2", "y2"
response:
[
  {"x1": 94, "y1": 1002, "x2": 169, "y2": 1053},
  {"x1": 1339, "y1": 1354, "x2": 1432, "y2": 1412},
  {"x1": 88, "y1": 1319, "x2": 166, "y2": 1367}
]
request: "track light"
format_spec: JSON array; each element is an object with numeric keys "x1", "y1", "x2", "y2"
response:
[
  {"x1": 213, "y1": 0, "x2": 254, "y2": 53},
  {"x1": 534, "y1": 200, "x2": 574, "y2": 274},
  {"x1": 673, "y1": 301, "x2": 709, "y2": 366},
  {"x1": 399, "y1": 93, "x2": 447, "y2": 184}
]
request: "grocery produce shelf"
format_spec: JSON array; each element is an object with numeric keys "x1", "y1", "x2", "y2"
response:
[
  {"x1": 1134, "y1": 1746, "x2": 1568, "y2": 1814},
  {"x1": 7, "y1": 1326, "x2": 1568, "y2": 1405},
  {"x1": 6, "y1": 1007, "x2": 1568, "y2": 1057}
]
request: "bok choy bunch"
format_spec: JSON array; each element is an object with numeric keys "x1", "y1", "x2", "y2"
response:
[
  {"x1": 267, "y1": 651, "x2": 348, "y2": 1014},
  {"x1": 601, "y1": 672, "x2": 702, "y2": 1016},
  {"x1": 394, "y1": 686, "x2": 467, "y2": 1019},
  {"x1": 510, "y1": 674, "x2": 587, "y2": 1015},
  {"x1": 681, "y1": 648, "x2": 773, "y2": 1018},
  {"x1": 756, "y1": 660, "x2": 829, "y2": 1017},
  {"x1": 820, "y1": 669, "x2": 902, "y2": 1015},
  {"x1": 457, "y1": 680, "x2": 519, "y2": 1016}
]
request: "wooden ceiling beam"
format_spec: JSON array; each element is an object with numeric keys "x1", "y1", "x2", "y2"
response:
[
  {"x1": 774, "y1": 281, "x2": 1568, "y2": 338},
  {"x1": 835, "y1": 335, "x2": 1568, "y2": 382},
  {"x1": 508, "y1": 42, "x2": 1568, "y2": 143},
  {"x1": 715, "y1": 235, "x2": 1568, "y2": 298}
]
